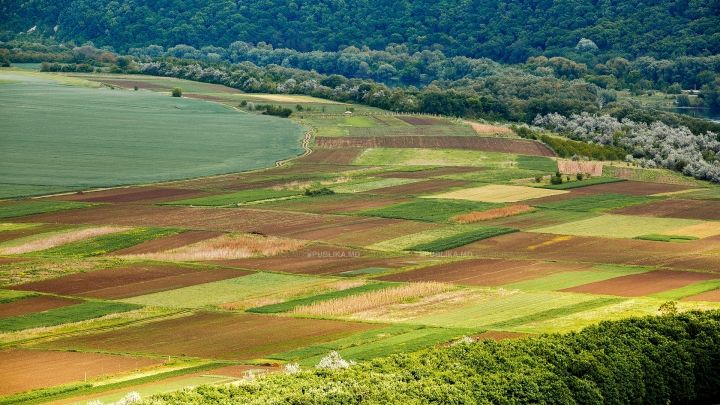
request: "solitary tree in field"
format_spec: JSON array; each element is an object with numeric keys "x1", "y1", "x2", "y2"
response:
[{"x1": 171, "y1": 87, "x2": 182, "y2": 97}]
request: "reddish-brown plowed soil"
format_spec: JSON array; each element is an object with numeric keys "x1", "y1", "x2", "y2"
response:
[
  {"x1": 287, "y1": 219, "x2": 443, "y2": 246},
  {"x1": 109, "y1": 231, "x2": 224, "y2": 255},
  {"x1": 0, "y1": 257, "x2": 33, "y2": 266},
  {"x1": 609, "y1": 199, "x2": 720, "y2": 220},
  {"x1": 0, "y1": 349, "x2": 163, "y2": 396},
  {"x1": 52, "y1": 188, "x2": 215, "y2": 204},
  {"x1": 571, "y1": 181, "x2": 690, "y2": 196},
  {"x1": 681, "y1": 289, "x2": 720, "y2": 302},
  {"x1": 8, "y1": 264, "x2": 249, "y2": 299},
  {"x1": 444, "y1": 232, "x2": 720, "y2": 271},
  {"x1": 315, "y1": 136, "x2": 555, "y2": 157},
  {"x1": 522, "y1": 192, "x2": 581, "y2": 205},
  {"x1": 11, "y1": 205, "x2": 375, "y2": 236},
  {"x1": 562, "y1": 270, "x2": 720, "y2": 296},
  {"x1": 256, "y1": 195, "x2": 411, "y2": 214},
  {"x1": 364, "y1": 180, "x2": 470, "y2": 195},
  {"x1": 268, "y1": 164, "x2": 359, "y2": 176},
  {"x1": 87, "y1": 79, "x2": 171, "y2": 89},
  {"x1": 41, "y1": 312, "x2": 384, "y2": 360},
  {"x1": 296, "y1": 149, "x2": 363, "y2": 164},
  {"x1": 377, "y1": 258, "x2": 591, "y2": 286},
  {"x1": 480, "y1": 211, "x2": 583, "y2": 230},
  {"x1": 223, "y1": 179, "x2": 299, "y2": 191},
  {"x1": 396, "y1": 116, "x2": 452, "y2": 125},
  {"x1": 374, "y1": 167, "x2": 486, "y2": 178},
  {"x1": 205, "y1": 246, "x2": 424, "y2": 276},
  {"x1": 184, "y1": 94, "x2": 233, "y2": 102},
  {"x1": 0, "y1": 296, "x2": 82, "y2": 318}
]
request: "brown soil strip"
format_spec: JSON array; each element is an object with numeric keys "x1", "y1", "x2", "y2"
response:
[
  {"x1": 109, "y1": 231, "x2": 224, "y2": 255},
  {"x1": 41, "y1": 312, "x2": 384, "y2": 361},
  {"x1": 396, "y1": 116, "x2": 453, "y2": 126},
  {"x1": 184, "y1": 94, "x2": 234, "y2": 103},
  {"x1": 296, "y1": 149, "x2": 363, "y2": 164},
  {"x1": 86, "y1": 79, "x2": 171, "y2": 89},
  {"x1": 373, "y1": 167, "x2": 486, "y2": 178},
  {"x1": 256, "y1": 195, "x2": 412, "y2": 214},
  {"x1": 363, "y1": 179, "x2": 470, "y2": 195},
  {"x1": 288, "y1": 219, "x2": 443, "y2": 246},
  {"x1": 680, "y1": 289, "x2": 720, "y2": 302},
  {"x1": 0, "y1": 296, "x2": 82, "y2": 318},
  {"x1": 315, "y1": 136, "x2": 555, "y2": 157},
  {"x1": 572, "y1": 181, "x2": 691, "y2": 196},
  {"x1": 609, "y1": 199, "x2": 720, "y2": 220},
  {"x1": 52, "y1": 188, "x2": 216, "y2": 204},
  {"x1": 377, "y1": 258, "x2": 591, "y2": 286},
  {"x1": 561, "y1": 270, "x2": 720, "y2": 296},
  {"x1": 0, "y1": 349, "x2": 162, "y2": 396},
  {"x1": 7, "y1": 264, "x2": 248, "y2": 299},
  {"x1": 10, "y1": 205, "x2": 376, "y2": 237},
  {"x1": 0, "y1": 257, "x2": 34, "y2": 266}
]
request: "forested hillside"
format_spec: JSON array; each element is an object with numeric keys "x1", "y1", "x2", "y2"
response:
[{"x1": 1, "y1": 0, "x2": 719, "y2": 62}]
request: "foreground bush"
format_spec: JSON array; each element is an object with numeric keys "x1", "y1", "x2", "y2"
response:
[{"x1": 142, "y1": 311, "x2": 720, "y2": 404}]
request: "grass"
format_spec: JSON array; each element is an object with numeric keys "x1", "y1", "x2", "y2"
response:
[
  {"x1": 425, "y1": 185, "x2": 569, "y2": 203},
  {"x1": 533, "y1": 193, "x2": 662, "y2": 212},
  {"x1": 330, "y1": 178, "x2": 422, "y2": 193},
  {"x1": 407, "y1": 227, "x2": 518, "y2": 252},
  {"x1": 440, "y1": 168, "x2": 548, "y2": 184},
  {"x1": 452, "y1": 205, "x2": 535, "y2": 223},
  {"x1": 0, "y1": 72, "x2": 306, "y2": 195},
  {"x1": 247, "y1": 281, "x2": 399, "y2": 313},
  {"x1": 516, "y1": 155, "x2": 558, "y2": 172},
  {"x1": 529, "y1": 215, "x2": 701, "y2": 239},
  {"x1": 121, "y1": 272, "x2": 329, "y2": 308},
  {"x1": 0, "y1": 301, "x2": 141, "y2": 332},
  {"x1": 484, "y1": 297, "x2": 626, "y2": 329},
  {"x1": 348, "y1": 125, "x2": 477, "y2": 137},
  {"x1": 0, "y1": 201, "x2": 98, "y2": 219},
  {"x1": 292, "y1": 282, "x2": 454, "y2": 317},
  {"x1": 163, "y1": 189, "x2": 304, "y2": 206},
  {"x1": 0, "y1": 223, "x2": 41, "y2": 232},
  {"x1": 411, "y1": 291, "x2": 606, "y2": 329},
  {"x1": 34, "y1": 228, "x2": 182, "y2": 257},
  {"x1": 369, "y1": 226, "x2": 477, "y2": 251},
  {"x1": 650, "y1": 279, "x2": 720, "y2": 301},
  {"x1": 269, "y1": 325, "x2": 422, "y2": 361},
  {"x1": 126, "y1": 233, "x2": 307, "y2": 261},
  {"x1": 634, "y1": 234, "x2": 699, "y2": 243},
  {"x1": 541, "y1": 177, "x2": 626, "y2": 190},
  {"x1": 0, "y1": 289, "x2": 36, "y2": 304},
  {"x1": 357, "y1": 199, "x2": 503, "y2": 222},
  {"x1": 297, "y1": 327, "x2": 478, "y2": 366},
  {"x1": 353, "y1": 148, "x2": 516, "y2": 167},
  {"x1": 0, "y1": 226, "x2": 129, "y2": 255},
  {"x1": 502, "y1": 265, "x2": 652, "y2": 291}
]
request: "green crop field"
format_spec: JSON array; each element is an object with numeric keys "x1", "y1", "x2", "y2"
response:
[
  {"x1": 541, "y1": 177, "x2": 626, "y2": 190},
  {"x1": 164, "y1": 189, "x2": 304, "y2": 206},
  {"x1": 516, "y1": 155, "x2": 558, "y2": 172},
  {"x1": 34, "y1": 228, "x2": 182, "y2": 257},
  {"x1": 0, "y1": 72, "x2": 306, "y2": 198},
  {"x1": 0, "y1": 289, "x2": 36, "y2": 303},
  {"x1": 369, "y1": 225, "x2": 472, "y2": 250},
  {"x1": 0, "y1": 223, "x2": 40, "y2": 232},
  {"x1": 407, "y1": 226, "x2": 518, "y2": 252},
  {"x1": 502, "y1": 265, "x2": 652, "y2": 291},
  {"x1": 0, "y1": 301, "x2": 140, "y2": 332},
  {"x1": 529, "y1": 215, "x2": 701, "y2": 239},
  {"x1": 248, "y1": 281, "x2": 399, "y2": 313},
  {"x1": 634, "y1": 234, "x2": 699, "y2": 242},
  {"x1": 357, "y1": 199, "x2": 503, "y2": 222},
  {"x1": 533, "y1": 193, "x2": 662, "y2": 212},
  {"x1": 331, "y1": 178, "x2": 422, "y2": 193},
  {"x1": 650, "y1": 279, "x2": 720, "y2": 300},
  {"x1": 353, "y1": 149, "x2": 515, "y2": 167},
  {"x1": 0, "y1": 201, "x2": 98, "y2": 219},
  {"x1": 348, "y1": 125, "x2": 477, "y2": 137},
  {"x1": 411, "y1": 291, "x2": 606, "y2": 329},
  {"x1": 121, "y1": 272, "x2": 329, "y2": 308}
]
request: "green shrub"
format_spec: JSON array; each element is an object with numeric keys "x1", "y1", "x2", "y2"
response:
[
  {"x1": 171, "y1": 87, "x2": 182, "y2": 97},
  {"x1": 304, "y1": 187, "x2": 335, "y2": 197}
]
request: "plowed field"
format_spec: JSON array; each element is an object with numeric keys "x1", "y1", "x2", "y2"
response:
[
  {"x1": 53, "y1": 188, "x2": 215, "y2": 204},
  {"x1": 315, "y1": 137, "x2": 555, "y2": 157},
  {"x1": 109, "y1": 231, "x2": 224, "y2": 255},
  {"x1": 41, "y1": 312, "x2": 383, "y2": 360},
  {"x1": 0, "y1": 296, "x2": 82, "y2": 318},
  {"x1": 7, "y1": 264, "x2": 248, "y2": 299},
  {"x1": 561, "y1": 270, "x2": 720, "y2": 296},
  {"x1": 377, "y1": 258, "x2": 592, "y2": 286},
  {"x1": 256, "y1": 195, "x2": 411, "y2": 214},
  {"x1": 374, "y1": 167, "x2": 486, "y2": 178},
  {"x1": 297, "y1": 149, "x2": 363, "y2": 164},
  {"x1": 609, "y1": 199, "x2": 720, "y2": 220},
  {"x1": 364, "y1": 179, "x2": 469, "y2": 195},
  {"x1": 680, "y1": 289, "x2": 720, "y2": 302},
  {"x1": 572, "y1": 181, "x2": 691, "y2": 196},
  {"x1": 287, "y1": 219, "x2": 444, "y2": 246},
  {"x1": 396, "y1": 116, "x2": 453, "y2": 125},
  {"x1": 0, "y1": 349, "x2": 163, "y2": 396}
]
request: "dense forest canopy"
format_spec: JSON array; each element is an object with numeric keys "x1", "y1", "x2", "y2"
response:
[{"x1": 1, "y1": 0, "x2": 719, "y2": 63}]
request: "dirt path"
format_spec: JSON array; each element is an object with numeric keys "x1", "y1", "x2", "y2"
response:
[{"x1": 276, "y1": 129, "x2": 313, "y2": 167}]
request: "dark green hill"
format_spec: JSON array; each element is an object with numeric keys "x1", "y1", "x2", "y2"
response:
[{"x1": 2, "y1": 0, "x2": 718, "y2": 62}]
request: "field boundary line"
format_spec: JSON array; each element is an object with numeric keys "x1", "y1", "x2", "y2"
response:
[{"x1": 277, "y1": 127, "x2": 314, "y2": 167}]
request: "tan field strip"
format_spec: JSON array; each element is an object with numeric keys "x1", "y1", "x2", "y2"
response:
[
  {"x1": 0, "y1": 227, "x2": 130, "y2": 255},
  {"x1": 659, "y1": 222, "x2": 720, "y2": 238},
  {"x1": 424, "y1": 185, "x2": 569, "y2": 203}
]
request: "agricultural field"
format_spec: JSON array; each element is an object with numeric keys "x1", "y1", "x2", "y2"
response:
[{"x1": 5, "y1": 69, "x2": 720, "y2": 403}]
